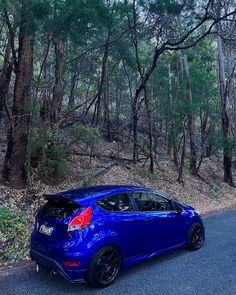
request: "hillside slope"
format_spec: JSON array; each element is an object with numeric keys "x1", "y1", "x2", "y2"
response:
[{"x1": 0, "y1": 141, "x2": 236, "y2": 265}]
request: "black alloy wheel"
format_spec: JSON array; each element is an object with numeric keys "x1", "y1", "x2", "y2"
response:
[
  {"x1": 87, "y1": 246, "x2": 121, "y2": 288},
  {"x1": 188, "y1": 223, "x2": 204, "y2": 250}
]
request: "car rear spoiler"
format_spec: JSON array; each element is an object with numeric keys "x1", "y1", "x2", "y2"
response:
[{"x1": 43, "y1": 194, "x2": 82, "y2": 206}]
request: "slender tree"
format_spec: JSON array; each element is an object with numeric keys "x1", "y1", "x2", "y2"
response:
[
  {"x1": 0, "y1": 35, "x2": 12, "y2": 121},
  {"x1": 2, "y1": 1, "x2": 34, "y2": 188},
  {"x1": 51, "y1": 36, "x2": 67, "y2": 123},
  {"x1": 183, "y1": 53, "x2": 198, "y2": 175},
  {"x1": 217, "y1": 32, "x2": 235, "y2": 186}
]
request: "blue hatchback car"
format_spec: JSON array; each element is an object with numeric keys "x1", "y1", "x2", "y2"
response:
[{"x1": 30, "y1": 185, "x2": 204, "y2": 287}]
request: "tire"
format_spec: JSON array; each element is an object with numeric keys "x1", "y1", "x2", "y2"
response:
[
  {"x1": 187, "y1": 222, "x2": 204, "y2": 251},
  {"x1": 87, "y1": 246, "x2": 121, "y2": 288}
]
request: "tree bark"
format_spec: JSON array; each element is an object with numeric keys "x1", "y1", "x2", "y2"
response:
[
  {"x1": 217, "y1": 34, "x2": 234, "y2": 186},
  {"x1": 103, "y1": 70, "x2": 112, "y2": 141},
  {"x1": 51, "y1": 37, "x2": 67, "y2": 123},
  {"x1": 183, "y1": 54, "x2": 198, "y2": 175},
  {"x1": 2, "y1": 26, "x2": 34, "y2": 188},
  {"x1": 177, "y1": 132, "x2": 186, "y2": 184},
  {"x1": 122, "y1": 59, "x2": 139, "y2": 163},
  {"x1": 83, "y1": 28, "x2": 111, "y2": 123},
  {"x1": 40, "y1": 34, "x2": 51, "y2": 122},
  {"x1": 0, "y1": 37, "x2": 13, "y2": 121},
  {"x1": 68, "y1": 70, "x2": 77, "y2": 111},
  {"x1": 144, "y1": 87, "x2": 154, "y2": 172}
]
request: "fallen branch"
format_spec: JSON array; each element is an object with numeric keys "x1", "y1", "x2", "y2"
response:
[
  {"x1": 83, "y1": 161, "x2": 117, "y2": 186},
  {"x1": 73, "y1": 151, "x2": 135, "y2": 165}
]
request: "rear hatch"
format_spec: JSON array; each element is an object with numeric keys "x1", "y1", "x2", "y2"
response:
[{"x1": 31, "y1": 195, "x2": 83, "y2": 256}]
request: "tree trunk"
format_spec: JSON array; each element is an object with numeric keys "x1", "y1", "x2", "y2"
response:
[
  {"x1": 217, "y1": 34, "x2": 234, "y2": 186},
  {"x1": 122, "y1": 59, "x2": 139, "y2": 163},
  {"x1": 177, "y1": 131, "x2": 186, "y2": 184},
  {"x1": 0, "y1": 37, "x2": 13, "y2": 122},
  {"x1": 40, "y1": 34, "x2": 51, "y2": 122},
  {"x1": 68, "y1": 70, "x2": 77, "y2": 111},
  {"x1": 115, "y1": 72, "x2": 120, "y2": 127},
  {"x1": 183, "y1": 54, "x2": 197, "y2": 176},
  {"x1": 83, "y1": 28, "x2": 111, "y2": 124},
  {"x1": 132, "y1": 109, "x2": 139, "y2": 163},
  {"x1": 103, "y1": 71, "x2": 112, "y2": 141},
  {"x1": 144, "y1": 87, "x2": 154, "y2": 172},
  {"x1": 51, "y1": 37, "x2": 67, "y2": 123},
  {"x1": 173, "y1": 58, "x2": 181, "y2": 169},
  {"x1": 167, "y1": 62, "x2": 176, "y2": 161},
  {"x1": 2, "y1": 27, "x2": 34, "y2": 188}
]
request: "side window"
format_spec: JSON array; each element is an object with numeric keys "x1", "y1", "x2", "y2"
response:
[
  {"x1": 173, "y1": 201, "x2": 183, "y2": 212},
  {"x1": 132, "y1": 192, "x2": 174, "y2": 212},
  {"x1": 97, "y1": 193, "x2": 134, "y2": 212}
]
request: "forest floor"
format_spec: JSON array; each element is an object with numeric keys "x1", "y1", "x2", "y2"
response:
[{"x1": 0, "y1": 138, "x2": 236, "y2": 270}]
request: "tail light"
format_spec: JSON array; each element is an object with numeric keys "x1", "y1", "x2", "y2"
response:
[
  {"x1": 67, "y1": 207, "x2": 93, "y2": 232},
  {"x1": 63, "y1": 261, "x2": 81, "y2": 267}
]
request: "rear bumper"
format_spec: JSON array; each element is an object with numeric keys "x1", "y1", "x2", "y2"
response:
[{"x1": 30, "y1": 249, "x2": 87, "y2": 282}]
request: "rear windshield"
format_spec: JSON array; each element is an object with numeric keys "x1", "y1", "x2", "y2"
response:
[{"x1": 39, "y1": 197, "x2": 82, "y2": 219}]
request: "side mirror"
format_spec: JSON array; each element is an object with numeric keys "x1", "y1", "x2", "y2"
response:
[
  {"x1": 176, "y1": 208, "x2": 183, "y2": 215},
  {"x1": 173, "y1": 201, "x2": 183, "y2": 215}
]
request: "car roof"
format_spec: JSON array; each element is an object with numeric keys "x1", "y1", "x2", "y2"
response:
[{"x1": 45, "y1": 185, "x2": 164, "y2": 206}]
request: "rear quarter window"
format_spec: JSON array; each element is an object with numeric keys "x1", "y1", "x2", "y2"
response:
[
  {"x1": 39, "y1": 197, "x2": 81, "y2": 219},
  {"x1": 96, "y1": 193, "x2": 134, "y2": 212}
]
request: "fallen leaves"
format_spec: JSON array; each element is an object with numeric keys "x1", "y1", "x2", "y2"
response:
[{"x1": 0, "y1": 144, "x2": 235, "y2": 267}]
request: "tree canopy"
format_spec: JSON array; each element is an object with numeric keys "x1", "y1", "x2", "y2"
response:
[{"x1": 0, "y1": 0, "x2": 236, "y2": 188}]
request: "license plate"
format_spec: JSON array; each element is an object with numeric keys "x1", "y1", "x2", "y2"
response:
[{"x1": 39, "y1": 224, "x2": 53, "y2": 236}]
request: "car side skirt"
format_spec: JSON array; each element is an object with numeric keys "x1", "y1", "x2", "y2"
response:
[{"x1": 123, "y1": 241, "x2": 187, "y2": 268}]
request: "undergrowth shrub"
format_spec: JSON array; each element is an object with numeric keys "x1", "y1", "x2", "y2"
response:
[
  {"x1": 30, "y1": 124, "x2": 101, "y2": 181},
  {"x1": 209, "y1": 184, "x2": 221, "y2": 198},
  {"x1": 0, "y1": 207, "x2": 30, "y2": 261},
  {"x1": 69, "y1": 124, "x2": 101, "y2": 166},
  {"x1": 31, "y1": 129, "x2": 70, "y2": 181},
  {"x1": 138, "y1": 167, "x2": 156, "y2": 181},
  {"x1": 69, "y1": 124, "x2": 101, "y2": 149}
]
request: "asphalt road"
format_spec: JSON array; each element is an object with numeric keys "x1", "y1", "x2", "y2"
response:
[{"x1": 0, "y1": 209, "x2": 236, "y2": 295}]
